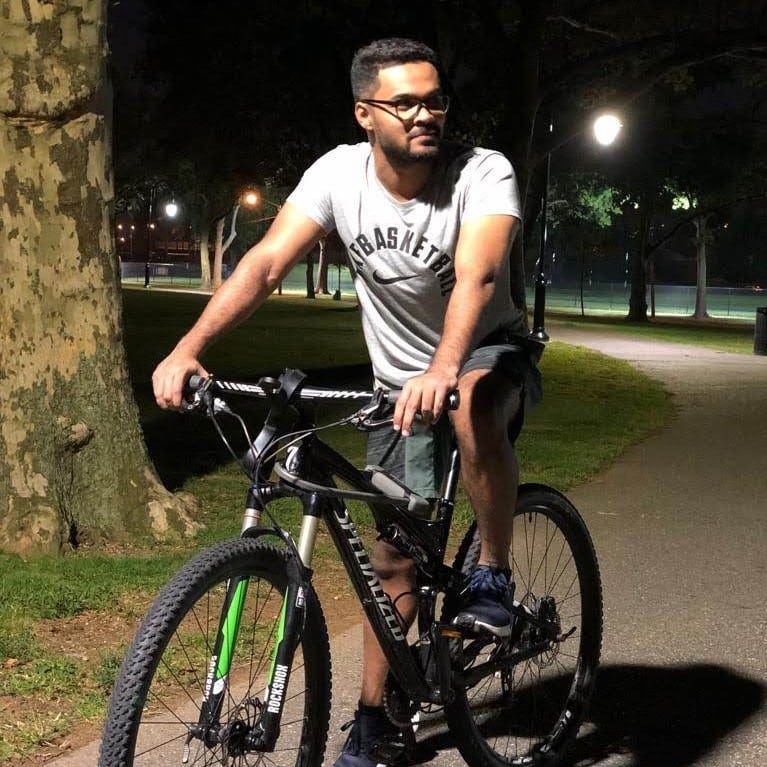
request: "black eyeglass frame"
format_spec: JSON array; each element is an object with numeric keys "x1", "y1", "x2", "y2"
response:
[{"x1": 358, "y1": 95, "x2": 450, "y2": 122}]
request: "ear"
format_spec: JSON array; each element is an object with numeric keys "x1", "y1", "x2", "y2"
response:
[{"x1": 354, "y1": 102, "x2": 373, "y2": 132}]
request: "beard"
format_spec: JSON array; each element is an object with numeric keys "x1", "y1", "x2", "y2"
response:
[{"x1": 377, "y1": 127, "x2": 443, "y2": 164}]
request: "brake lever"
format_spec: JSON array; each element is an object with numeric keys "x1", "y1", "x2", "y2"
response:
[
  {"x1": 181, "y1": 377, "x2": 215, "y2": 414},
  {"x1": 350, "y1": 390, "x2": 390, "y2": 430}
]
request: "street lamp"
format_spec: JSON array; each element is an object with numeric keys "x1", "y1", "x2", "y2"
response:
[
  {"x1": 530, "y1": 111, "x2": 623, "y2": 341},
  {"x1": 242, "y1": 188, "x2": 282, "y2": 216},
  {"x1": 145, "y1": 190, "x2": 180, "y2": 288},
  {"x1": 593, "y1": 114, "x2": 623, "y2": 146}
]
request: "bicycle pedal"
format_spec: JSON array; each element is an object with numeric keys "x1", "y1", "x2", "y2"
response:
[{"x1": 369, "y1": 738, "x2": 408, "y2": 764}]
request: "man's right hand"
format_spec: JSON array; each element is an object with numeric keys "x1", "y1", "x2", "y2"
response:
[{"x1": 152, "y1": 351, "x2": 209, "y2": 410}]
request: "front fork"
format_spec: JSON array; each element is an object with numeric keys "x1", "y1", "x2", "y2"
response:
[{"x1": 194, "y1": 493, "x2": 320, "y2": 753}]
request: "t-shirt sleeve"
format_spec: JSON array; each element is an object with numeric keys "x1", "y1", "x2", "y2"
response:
[
  {"x1": 285, "y1": 149, "x2": 339, "y2": 233},
  {"x1": 461, "y1": 151, "x2": 522, "y2": 222}
]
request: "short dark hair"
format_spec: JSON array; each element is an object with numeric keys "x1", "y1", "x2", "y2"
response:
[{"x1": 350, "y1": 38, "x2": 441, "y2": 100}]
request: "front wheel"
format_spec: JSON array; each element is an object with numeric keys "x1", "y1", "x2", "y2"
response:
[
  {"x1": 99, "y1": 538, "x2": 331, "y2": 766},
  {"x1": 444, "y1": 484, "x2": 602, "y2": 767}
]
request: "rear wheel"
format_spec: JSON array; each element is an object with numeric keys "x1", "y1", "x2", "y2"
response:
[
  {"x1": 99, "y1": 538, "x2": 331, "y2": 766},
  {"x1": 445, "y1": 484, "x2": 602, "y2": 766}
]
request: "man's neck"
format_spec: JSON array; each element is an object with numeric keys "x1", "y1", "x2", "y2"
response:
[{"x1": 372, "y1": 149, "x2": 435, "y2": 202}]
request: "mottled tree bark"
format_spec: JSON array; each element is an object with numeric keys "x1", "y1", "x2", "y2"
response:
[{"x1": 0, "y1": 0, "x2": 198, "y2": 553}]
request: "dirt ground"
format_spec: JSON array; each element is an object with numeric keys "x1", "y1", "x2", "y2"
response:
[{"x1": 2, "y1": 559, "x2": 361, "y2": 766}]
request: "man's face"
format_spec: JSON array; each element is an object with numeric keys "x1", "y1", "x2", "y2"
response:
[{"x1": 356, "y1": 61, "x2": 446, "y2": 164}]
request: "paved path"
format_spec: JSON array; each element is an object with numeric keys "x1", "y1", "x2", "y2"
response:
[
  {"x1": 50, "y1": 326, "x2": 767, "y2": 766},
  {"x1": 326, "y1": 327, "x2": 767, "y2": 767}
]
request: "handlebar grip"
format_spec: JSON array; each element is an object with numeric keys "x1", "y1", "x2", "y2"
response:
[
  {"x1": 385, "y1": 389, "x2": 460, "y2": 410},
  {"x1": 184, "y1": 374, "x2": 206, "y2": 396}
]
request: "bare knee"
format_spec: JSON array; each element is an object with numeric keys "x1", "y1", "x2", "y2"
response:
[
  {"x1": 370, "y1": 539, "x2": 415, "y2": 583},
  {"x1": 451, "y1": 370, "x2": 521, "y2": 465}
]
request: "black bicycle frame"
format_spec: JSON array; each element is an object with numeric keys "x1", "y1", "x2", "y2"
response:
[
  {"x1": 284, "y1": 434, "x2": 463, "y2": 702},
  {"x1": 190, "y1": 374, "x2": 466, "y2": 750}
]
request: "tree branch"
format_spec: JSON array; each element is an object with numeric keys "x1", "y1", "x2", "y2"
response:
[
  {"x1": 221, "y1": 203, "x2": 240, "y2": 255},
  {"x1": 545, "y1": 30, "x2": 767, "y2": 103},
  {"x1": 548, "y1": 15, "x2": 621, "y2": 41},
  {"x1": 647, "y1": 192, "x2": 767, "y2": 256},
  {"x1": 533, "y1": 31, "x2": 767, "y2": 162}
]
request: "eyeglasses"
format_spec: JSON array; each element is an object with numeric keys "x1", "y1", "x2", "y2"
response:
[{"x1": 359, "y1": 94, "x2": 450, "y2": 122}]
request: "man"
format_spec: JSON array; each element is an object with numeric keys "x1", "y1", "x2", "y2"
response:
[{"x1": 152, "y1": 37, "x2": 540, "y2": 767}]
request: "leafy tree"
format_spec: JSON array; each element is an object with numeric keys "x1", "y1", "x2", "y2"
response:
[
  {"x1": 0, "y1": 1, "x2": 196, "y2": 553},
  {"x1": 114, "y1": 1, "x2": 767, "y2": 321},
  {"x1": 546, "y1": 174, "x2": 622, "y2": 313}
]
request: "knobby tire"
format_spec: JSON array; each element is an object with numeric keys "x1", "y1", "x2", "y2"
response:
[
  {"x1": 444, "y1": 484, "x2": 603, "y2": 767},
  {"x1": 99, "y1": 539, "x2": 331, "y2": 767}
]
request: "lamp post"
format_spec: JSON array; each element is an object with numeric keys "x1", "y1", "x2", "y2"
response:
[
  {"x1": 530, "y1": 114, "x2": 554, "y2": 341},
  {"x1": 530, "y1": 111, "x2": 623, "y2": 341},
  {"x1": 144, "y1": 189, "x2": 179, "y2": 288}
]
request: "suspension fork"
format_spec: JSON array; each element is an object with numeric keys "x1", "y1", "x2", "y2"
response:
[
  {"x1": 194, "y1": 491, "x2": 318, "y2": 752},
  {"x1": 250, "y1": 496, "x2": 321, "y2": 751}
]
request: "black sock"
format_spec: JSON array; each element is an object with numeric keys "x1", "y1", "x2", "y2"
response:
[{"x1": 358, "y1": 702, "x2": 386, "y2": 717}]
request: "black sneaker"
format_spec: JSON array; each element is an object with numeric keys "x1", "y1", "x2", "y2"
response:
[
  {"x1": 332, "y1": 705, "x2": 406, "y2": 767},
  {"x1": 452, "y1": 564, "x2": 514, "y2": 637}
]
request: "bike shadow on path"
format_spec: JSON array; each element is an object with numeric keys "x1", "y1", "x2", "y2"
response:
[{"x1": 415, "y1": 663, "x2": 765, "y2": 767}]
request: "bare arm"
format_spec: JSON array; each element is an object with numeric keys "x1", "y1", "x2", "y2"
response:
[
  {"x1": 152, "y1": 202, "x2": 326, "y2": 409},
  {"x1": 393, "y1": 214, "x2": 520, "y2": 435}
]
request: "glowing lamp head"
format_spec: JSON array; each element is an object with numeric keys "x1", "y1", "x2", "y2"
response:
[{"x1": 593, "y1": 114, "x2": 623, "y2": 146}]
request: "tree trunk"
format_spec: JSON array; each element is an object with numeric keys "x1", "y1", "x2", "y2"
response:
[
  {"x1": 305, "y1": 252, "x2": 315, "y2": 299},
  {"x1": 212, "y1": 217, "x2": 225, "y2": 291},
  {"x1": 314, "y1": 237, "x2": 330, "y2": 294},
  {"x1": 693, "y1": 215, "x2": 709, "y2": 319},
  {"x1": 0, "y1": 1, "x2": 198, "y2": 553},
  {"x1": 628, "y1": 201, "x2": 650, "y2": 321},
  {"x1": 212, "y1": 204, "x2": 240, "y2": 291},
  {"x1": 199, "y1": 218, "x2": 212, "y2": 291}
]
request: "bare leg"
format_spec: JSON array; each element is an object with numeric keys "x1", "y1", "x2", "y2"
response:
[
  {"x1": 450, "y1": 368, "x2": 521, "y2": 568},
  {"x1": 360, "y1": 541, "x2": 417, "y2": 706},
  {"x1": 358, "y1": 369, "x2": 520, "y2": 703}
]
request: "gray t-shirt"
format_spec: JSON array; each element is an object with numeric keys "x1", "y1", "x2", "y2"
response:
[{"x1": 287, "y1": 141, "x2": 524, "y2": 388}]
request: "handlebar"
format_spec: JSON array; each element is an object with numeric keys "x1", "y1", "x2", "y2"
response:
[{"x1": 185, "y1": 373, "x2": 460, "y2": 411}]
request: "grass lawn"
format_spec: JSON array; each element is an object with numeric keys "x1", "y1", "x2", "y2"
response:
[
  {"x1": 547, "y1": 312, "x2": 756, "y2": 354},
  {"x1": 0, "y1": 288, "x2": 677, "y2": 763}
]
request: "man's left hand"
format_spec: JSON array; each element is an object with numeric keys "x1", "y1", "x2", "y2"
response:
[{"x1": 393, "y1": 368, "x2": 458, "y2": 437}]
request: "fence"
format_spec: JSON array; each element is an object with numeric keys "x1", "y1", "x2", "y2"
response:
[
  {"x1": 524, "y1": 283, "x2": 763, "y2": 321},
  {"x1": 120, "y1": 261, "x2": 357, "y2": 295},
  {"x1": 120, "y1": 261, "x2": 201, "y2": 286},
  {"x1": 121, "y1": 263, "x2": 761, "y2": 322}
]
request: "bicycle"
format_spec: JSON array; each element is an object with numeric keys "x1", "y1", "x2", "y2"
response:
[{"x1": 99, "y1": 367, "x2": 602, "y2": 767}]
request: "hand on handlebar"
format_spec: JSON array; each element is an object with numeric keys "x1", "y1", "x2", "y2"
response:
[
  {"x1": 393, "y1": 369, "x2": 459, "y2": 437},
  {"x1": 152, "y1": 351, "x2": 209, "y2": 411}
]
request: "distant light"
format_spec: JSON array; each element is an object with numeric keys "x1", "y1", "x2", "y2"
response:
[
  {"x1": 593, "y1": 113, "x2": 623, "y2": 146},
  {"x1": 164, "y1": 202, "x2": 179, "y2": 218},
  {"x1": 243, "y1": 191, "x2": 259, "y2": 207},
  {"x1": 117, "y1": 223, "x2": 123, "y2": 230}
]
